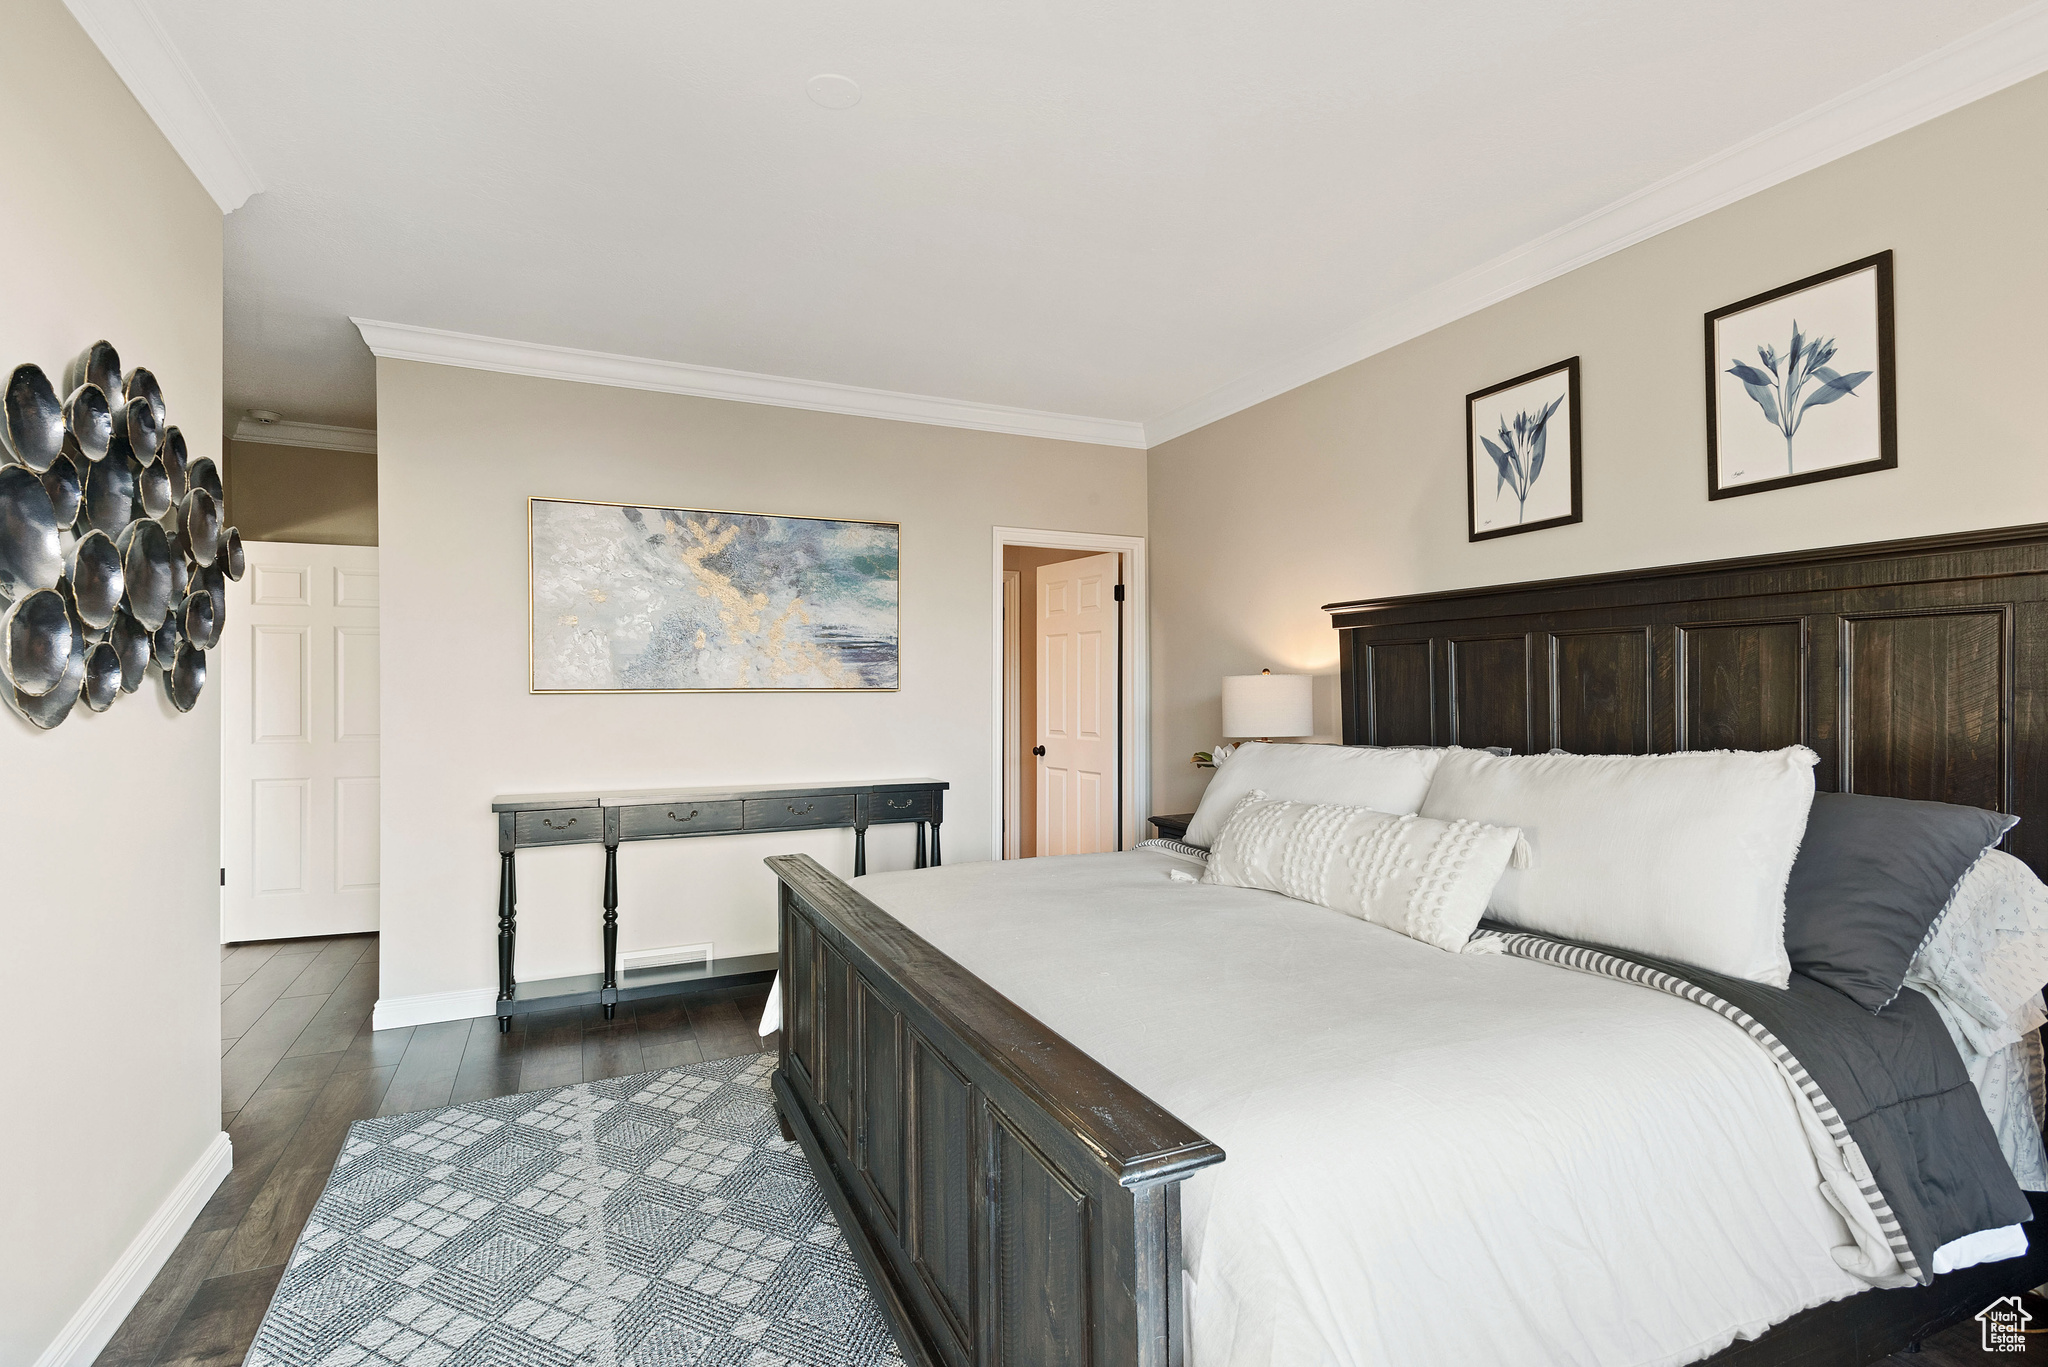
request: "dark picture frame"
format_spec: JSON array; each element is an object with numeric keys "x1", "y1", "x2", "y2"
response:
[
  {"x1": 1705, "y1": 250, "x2": 1896, "y2": 500},
  {"x1": 1466, "y1": 356, "x2": 1582, "y2": 542}
]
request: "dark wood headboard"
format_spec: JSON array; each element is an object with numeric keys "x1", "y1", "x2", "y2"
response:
[{"x1": 1325, "y1": 523, "x2": 2048, "y2": 874}]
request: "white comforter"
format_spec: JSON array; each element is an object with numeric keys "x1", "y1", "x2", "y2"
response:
[{"x1": 852, "y1": 849, "x2": 1875, "y2": 1367}]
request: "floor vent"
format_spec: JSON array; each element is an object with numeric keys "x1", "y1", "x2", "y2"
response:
[{"x1": 621, "y1": 943, "x2": 714, "y2": 974}]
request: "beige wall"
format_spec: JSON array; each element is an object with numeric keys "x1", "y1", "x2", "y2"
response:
[
  {"x1": 226, "y1": 438, "x2": 378, "y2": 545},
  {"x1": 378, "y1": 360, "x2": 1145, "y2": 1006},
  {"x1": 1148, "y1": 73, "x2": 2048, "y2": 816},
  {"x1": 0, "y1": 1, "x2": 224, "y2": 1359}
]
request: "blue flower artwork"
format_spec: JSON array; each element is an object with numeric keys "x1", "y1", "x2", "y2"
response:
[
  {"x1": 1725, "y1": 324, "x2": 1872, "y2": 476},
  {"x1": 529, "y1": 498, "x2": 899, "y2": 691},
  {"x1": 1479, "y1": 396, "x2": 1565, "y2": 527},
  {"x1": 1467, "y1": 357, "x2": 1581, "y2": 541},
  {"x1": 1707, "y1": 252, "x2": 1895, "y2": 499}
]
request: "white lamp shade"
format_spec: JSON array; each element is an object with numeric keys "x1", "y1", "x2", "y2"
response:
[{"x1": 1222, "y1": 672, "x2": 1313, "y2": 738}]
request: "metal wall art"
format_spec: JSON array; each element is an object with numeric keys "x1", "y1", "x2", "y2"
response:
[{"x1": 0, "y1": 340, "x2": 244, "y2": 731}]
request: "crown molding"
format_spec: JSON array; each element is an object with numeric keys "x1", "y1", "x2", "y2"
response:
[
  {"x1": 232, "y1": 418, "x2": 377, "y2": 453},
  {"x1": 1142, "y1": 1, "x2": 2048, "y2": 447},
  {"x1": 64, "y1": 0, "x2": 261, "y2": 213},
  {"x1": 352, "y1": 319, "x2": 1148, "y2": 450}
]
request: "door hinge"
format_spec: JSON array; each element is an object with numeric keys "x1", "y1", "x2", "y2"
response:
[
  {"x1": 1113, "y1": 583, "x2": 1125, "y2": 602},
  {"x1": 219, "y1": 867, "x2": 226, "y2": 886}
]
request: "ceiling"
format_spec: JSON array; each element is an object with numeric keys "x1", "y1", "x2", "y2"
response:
[{"x1": 125, "y1": 0, "x2": 2038, "y2": 440}]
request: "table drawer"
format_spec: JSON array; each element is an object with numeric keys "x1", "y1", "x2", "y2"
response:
[
  {"x1": 868, "y1": 791, "x2": 933, "y2": 823},
  {"x1": 514, "y1": 808, "x2": 600, "y2": 846},
  {"x1": 617, "y1": 800, "x2": 743, "y2": 840},
  {"x1": 744, "y1": 794, "x2": 857, "y2": 830}
]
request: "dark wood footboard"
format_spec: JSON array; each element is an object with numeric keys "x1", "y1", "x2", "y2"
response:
[{"x1": 768, "y1": 854, "x2": 1224, "y2": 1367}]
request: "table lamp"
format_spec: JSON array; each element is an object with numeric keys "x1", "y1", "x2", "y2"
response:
[{"x1": 1222, "y1": 669, "x2": 1313, "y2": 741}]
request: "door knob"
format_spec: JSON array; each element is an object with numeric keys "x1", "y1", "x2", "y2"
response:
[{"x1": 1032, "y1": 746, "x2": 1046, "y2": 757}]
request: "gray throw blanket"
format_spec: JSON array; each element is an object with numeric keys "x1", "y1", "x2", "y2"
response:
[{"x1": 1475, "y1": 923, "x2": 2033, "y2": 1284}]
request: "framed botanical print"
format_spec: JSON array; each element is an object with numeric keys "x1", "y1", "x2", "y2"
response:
[
  {"x1": 1706, "y1": 250, "x2": 1896, "y2": 499},
  {"x1": 1467, "y1": 356, "x2": 1582, "y2": 541}
]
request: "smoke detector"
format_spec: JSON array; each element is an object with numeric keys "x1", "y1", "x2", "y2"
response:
[
  {"x1": 806, "y1": 74, "x2": 861, "y2": 110},
  {"x1": 246, "y1": 409, "x2": 282, "y2": 425}
]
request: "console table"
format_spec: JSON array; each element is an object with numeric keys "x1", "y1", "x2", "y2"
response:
[{"x1": 490, "y1": 779, "x2": 947, "y2": 1031}]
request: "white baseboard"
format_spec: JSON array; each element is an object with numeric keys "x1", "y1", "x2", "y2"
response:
[
  {"x1": 34, "y1": 1130, "x2": 234, "y2": 1367},
  {"x1": 371, "y1": 986, "x2": 496, "y2": 1031}
]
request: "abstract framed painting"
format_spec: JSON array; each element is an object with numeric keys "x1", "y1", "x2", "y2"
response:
[
  {"x1": 1467, "y1": 356, "x2": 1582, "y2": 541},
  {"x1": 528, "y1": 497, "x2": 900, "y2": 692},
  {"x1": 1706, "y1": 250, "x2": 1896, "y2": 500}
]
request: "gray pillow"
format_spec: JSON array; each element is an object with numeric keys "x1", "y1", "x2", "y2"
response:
[{"x1": 1784, "y1": 791, "x2": 2017, "y2": 1012}]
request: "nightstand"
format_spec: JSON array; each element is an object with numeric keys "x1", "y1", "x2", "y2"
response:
[{"x1": 1148, "y1": 812, "x2": 1195, "y2": 842}]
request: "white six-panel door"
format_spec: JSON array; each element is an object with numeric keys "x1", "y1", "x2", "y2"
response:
[
  {"x1": 1035, "y1": 552, "x2": 1119, "y2": 856},
  {"x1": 222, "y1": 543, "x2": 380, "y2": 941}
]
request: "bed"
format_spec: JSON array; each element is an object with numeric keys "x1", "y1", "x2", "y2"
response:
[{"x1": 767, "y1": 522, "x2": 2048, "y2": 1367}]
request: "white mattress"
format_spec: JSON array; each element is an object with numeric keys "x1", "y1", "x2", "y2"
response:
[{"x1": 837, "y1": 849, "x2": 1999, "y2": 1367}]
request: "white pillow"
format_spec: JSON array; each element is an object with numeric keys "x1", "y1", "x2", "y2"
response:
[
  {"x1": 1418, "y1": 746, "x2": 1818, "y2": 986},
  {"x1": 1202, "y1": 790, "x2": 1526, "y2": 953},
  {"x1": 1184, "y1": 742, "x2": 1441, "y2": 848},
  {"x1": 1906, "y1": 851, "x2": 2048, "y2": 1056}
]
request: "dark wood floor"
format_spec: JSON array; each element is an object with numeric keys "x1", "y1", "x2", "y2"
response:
[{"x1": 95, "y1": 933, "x2": 773, "y2": 1367}]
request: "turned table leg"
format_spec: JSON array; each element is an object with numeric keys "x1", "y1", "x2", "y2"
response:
[
  {"x1": 602, "y1": 839, "x2": 620, "y2": 1019},
  {"x1": 496, "y1": 848, "x2": 517, "y2": 1033}
]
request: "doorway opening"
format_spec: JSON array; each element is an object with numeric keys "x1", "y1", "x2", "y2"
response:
[{"x1": 992, "y1": 528, "x2": 1148, "y2": 860}]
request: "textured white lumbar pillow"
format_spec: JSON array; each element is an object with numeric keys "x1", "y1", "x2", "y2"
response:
[
  {"x1": 1203, "y1": 791, "x2": 1527, "y2": 953},
  {"x1": 1419, "y1": 746, "x2": 1818, "y2": 986},
  {"x1": 1184, "y1": 742, "x2": 1442, "y2": 848}
]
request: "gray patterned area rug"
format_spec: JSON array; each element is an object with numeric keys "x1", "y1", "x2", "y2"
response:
[{"x1": 246, "y1": 1053, "x2": 906, "y2": 1367}]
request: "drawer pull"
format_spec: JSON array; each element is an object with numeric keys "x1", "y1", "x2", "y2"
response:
[
  {"x1": 667, "y1": 808, "x2": 699, "y2": 823},
  {"x1": 542, "y1": 816, "x2": 577, "y2": 831},
  {"x1": 886, "y1": 798, "x2": 914, "y2": 810},
  {"x1": 788, "y1": 802, "x2": 814, "y2": 816}
]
